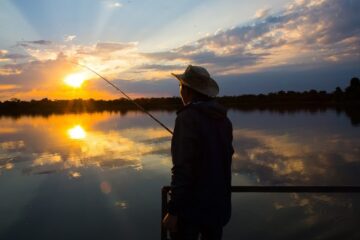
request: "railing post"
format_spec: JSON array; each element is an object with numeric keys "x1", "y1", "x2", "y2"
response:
[{"x1": 161, "y1": 186, "x2": 170, "y2": 240}]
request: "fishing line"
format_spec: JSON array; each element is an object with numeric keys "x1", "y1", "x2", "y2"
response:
[{"x1": 70, "y1": 61, "x2": 174, "y2": 135}]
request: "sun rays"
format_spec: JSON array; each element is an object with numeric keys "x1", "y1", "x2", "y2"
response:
[{"x1": 64, "y1": 72, "x2": 88, "y2": 88}]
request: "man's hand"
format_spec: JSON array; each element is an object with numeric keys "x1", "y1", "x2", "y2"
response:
[{"x1": 162, "y1": 213, "x2": 178, "y2": 232}]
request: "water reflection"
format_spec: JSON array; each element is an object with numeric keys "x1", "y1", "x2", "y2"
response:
[
  {"x1": 226, "y1": 192, "x2": 360, "y2": 240},
  {"x1": 100, "y1": 181, "x2": 112, "y2": 194},
  {"x1": 68, "y1": 170, "x2": 81, "y2": 179},
  {"x1": 231, "y1": 127, "x2": 360, "y2": 185},
  {"x1": 0, "y1": 110, "x2": 359, "y2": 240},
  {"x1": 115, "y1": 200, "x2": 128, "y2": 209},
  {"x1": 0, "y1": 110, "x2": 359, "y2": 183},
  {"x1": 0, "y1": 110, "x2": 359, "y2": 182},
  {"x1": 0, "y1": 112, "x2": 172, "y2": 176},
  {"x1": 67, "y1": 125, "x2": 86, "y2": 140}
]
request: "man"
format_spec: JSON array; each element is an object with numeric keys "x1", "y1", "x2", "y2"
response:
[{"x1": 163, "y1": 65, "x2": 234, "y2": 240}]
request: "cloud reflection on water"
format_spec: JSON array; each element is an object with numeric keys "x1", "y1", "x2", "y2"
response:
[
  {"x1": 0, "y1": 110, "x2": 359, "y2": 239},
  {"x1": 0, "y1": 112, "x2": 172, "y2": 176},
  {"x1": 232, "y1": 128, "x2": 360, "y2": 185},
  {"x1": 0, "y1": 110, "x2": 359, "y2": 186}
]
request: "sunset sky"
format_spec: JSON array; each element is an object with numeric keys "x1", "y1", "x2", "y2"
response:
[{"x1": 0, "y1": 0, "x2": 359, "y2": 100}]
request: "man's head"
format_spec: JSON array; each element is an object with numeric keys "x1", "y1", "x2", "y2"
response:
[
  {"x1": 172, "y1": 65, "x2": 219, "y2": 105},
  {"x1": 179, "y1": 83, "x2": 211, "y2": 105}
]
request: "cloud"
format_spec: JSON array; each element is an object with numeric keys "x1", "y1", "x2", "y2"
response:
[
  {"x1": 11, "y1": 0, "x2": 360, "y2": 76},
  {"x1": 1, "y1": 0, "x2": 359, "y2": 99},
  {"x1": 64, "y1": 35, "x2": 76, "y2": 42},
  {"x1": 142, "y1": 0, "x2": 360, "y2": 75},
  {"x1": 0, "y1": 63, "x2": 22, "y2": 75},
  {"x1": 95, "y1": 42, "x2": 137, "y2": 52},
  {"x1": 70, "y1": 41, "x2": 139, "y2": 61},
  {"x1": 0, "y1": 84, "x2": 19, "y2": 91},
  {"x1": 254, "y1": 8, "x2": 271, "y2": 19},
  {"x1": 0, "y1": 55, "x2": 81, "y2": 99},
  {"x1": 0, "y1": 50, "x2": 29, "y2": 62}
]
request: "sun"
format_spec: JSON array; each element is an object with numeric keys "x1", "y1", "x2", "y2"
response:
[{"x1": 64, "y1": 73, "x2": 87, "y2": 88}]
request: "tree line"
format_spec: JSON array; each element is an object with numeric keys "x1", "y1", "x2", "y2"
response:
[{"x1": 0, "y1": 77, "x2": 359, "y2": 116}]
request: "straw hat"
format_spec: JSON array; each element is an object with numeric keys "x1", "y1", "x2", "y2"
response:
[{"x1": 171, "y1": 65, "x2": 219, "y2": 97}]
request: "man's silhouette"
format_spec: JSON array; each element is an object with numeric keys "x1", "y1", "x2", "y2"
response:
[{"x1": 163, "y1": 65, "x2": 234, "y2": 240}]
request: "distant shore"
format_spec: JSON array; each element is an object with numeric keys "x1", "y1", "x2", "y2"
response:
[{"x1": 1, "y1": 77, "x2": 359, "y2": 125}]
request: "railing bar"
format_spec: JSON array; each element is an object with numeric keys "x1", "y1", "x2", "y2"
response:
[
  {"x1": 162, "y1": 186, "x2": 360, "y2": 193},
  {"x1": 230, "y1": 186, "x2": 360, "y2": 193},
  {"x1": 161, "y1": 186, "x2": 360, "y2": 240}
]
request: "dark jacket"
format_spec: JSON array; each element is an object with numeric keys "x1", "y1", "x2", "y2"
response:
[{"x1": 168, "y1": 99, "x2": 234, "y2": 226}]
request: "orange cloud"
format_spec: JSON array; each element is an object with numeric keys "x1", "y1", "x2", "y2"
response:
[{"x1": 0, "y1": 84, "x2": 19, "y2": 90}]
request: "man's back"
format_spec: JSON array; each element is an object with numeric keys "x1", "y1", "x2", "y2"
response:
[{"x1": 169, "y1": 99, "x2": 234, "y2": 226}]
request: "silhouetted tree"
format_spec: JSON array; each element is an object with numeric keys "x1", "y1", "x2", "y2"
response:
[
  {"x1": 334, "y1": 87, "x2": 343, "y2": 94},
  {"x1": 350, "y1": 77, "x2": 360, "y2": 88},
  {"x1": 10, "y1": 98, "x2": 20, "y2": 102},
  {"x1": 345, "y1": 77, "x2": 360, "y2": 100},
  {"x1": 333, "y1": 87, "x2": 343, "y2": 101}
]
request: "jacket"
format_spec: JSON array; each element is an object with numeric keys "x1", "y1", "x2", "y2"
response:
[{"x1": 168, "y1": 99, "x2": 234, "y2": 226}]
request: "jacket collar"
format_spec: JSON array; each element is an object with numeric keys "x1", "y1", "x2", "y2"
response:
[{"x1": 176, "y1": 99, "x2": 213, "y2": 115}]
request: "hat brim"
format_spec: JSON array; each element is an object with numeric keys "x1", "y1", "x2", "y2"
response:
[
  {"x1": 171, "y1": 73, "x2": 182, "y2": 81},
  {"x1": 171, "y1": 73, "x2": 191, "y2": 87},
  {"x1": 171, "y1": 73, "x2": 219, "y2": 97}
]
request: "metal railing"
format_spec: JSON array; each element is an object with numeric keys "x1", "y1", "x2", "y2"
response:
[{"x1": 161, "y1": 185, "x2": 360, "y2": 240}]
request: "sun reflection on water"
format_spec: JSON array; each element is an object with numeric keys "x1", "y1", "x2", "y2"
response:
[{"x1": 68, "y1": 125, "x2": 87, "y2": 139}]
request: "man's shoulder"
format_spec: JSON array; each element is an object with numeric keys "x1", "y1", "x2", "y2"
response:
[
  {"x1": 175, "y1": 104, "x2": 202, "y2": 128},
  {"x1": 176, "y1": 104, "x2": 198, "y2": 117},
  {"x1": 177, "y1": 100, "x2": 229, "y2": 121}
]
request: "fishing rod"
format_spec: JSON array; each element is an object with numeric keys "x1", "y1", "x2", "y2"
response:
[{"x1": 71, "y1": 61, "x2": 174, "y2": 135}]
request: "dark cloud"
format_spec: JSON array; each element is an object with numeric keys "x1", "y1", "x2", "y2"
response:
[
  {"x1": 143, "y1": 47, "x2": 267, "y2": 72},
  {"x1": 206, "y1": 0, "x2": 360, "y2": 50},
  {"x1": 30, "y1": 40, "x2": 52, "y2": 45},
  {"x1": 133, "y1": 64, "x2": 184, "y2": 72},
  {"x1": 191, "y1": 51, "x2": 268, "y2": 67},
  {"x1": 0, "y1": 52, "x2": 29, "y2": 61},
  {"x1": 142, "y1": 51, "x2": 182, "y2": 61},
  {"x1": 143, "y1": 0, "x2": 360, "y2": 74},
  {"x1": 0, "y1": 63, "x2": 23, "y2": 76},
  {"x1": 131, "y1": 0, "x2": 360, "y2": 96},
  {"x1": 17, "y1": 40, "x2": 52, "y2": 48},
  {"x1": 218, "y1": 61, "x2": 360, "y2": 95},
  {"x1": 291, "y1": 0, "x2": 360, "y2": 44}
]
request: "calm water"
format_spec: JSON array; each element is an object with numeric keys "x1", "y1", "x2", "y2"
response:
[{"x1": 0, "y1": 110, "x2": 359, "y2": 240}]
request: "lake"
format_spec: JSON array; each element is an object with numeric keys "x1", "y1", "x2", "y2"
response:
[{"x1": 0, "y1": 109, "x2": 359, "y2": 239}]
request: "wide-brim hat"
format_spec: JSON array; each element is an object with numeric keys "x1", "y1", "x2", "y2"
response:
[{"x1": 171, "y1": 65, "x2": 219, "y2": 97}]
